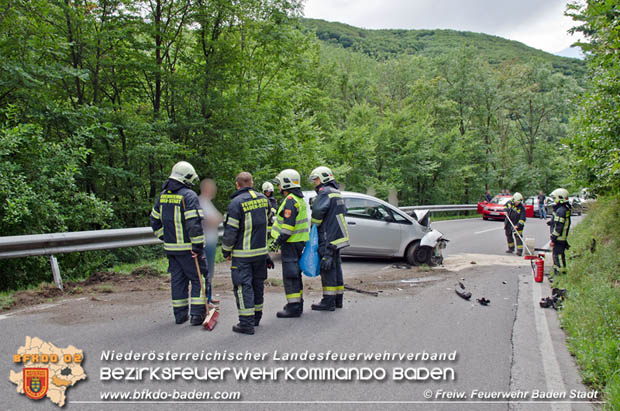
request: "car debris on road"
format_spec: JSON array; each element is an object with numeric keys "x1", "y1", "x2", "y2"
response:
[
  {"x1": 455, "y1": 282, "x2": 472, "y2": 300},
  {"x1": 344, "y1": 285, "x2": 379, "y2": 297}
]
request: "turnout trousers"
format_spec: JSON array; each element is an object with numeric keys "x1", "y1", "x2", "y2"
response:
[
  {"x1": 281, "y1": 242, "x2": 305, "y2": 309},
  {"x1": 167, "y1": 253, "x2": 207, "y2": 322},
  {"x1": 552, "y1": 241, "x2": 568, "y2": 276},
  {"x1": 231, "y1": 256, "x2": 267, "y2": 327},
  {"x1": 505, "y1": 224, "x2": 523, "y2": 253},
  {"x1": 318, "y1": 248, "x2": 344, "y2": 305}
]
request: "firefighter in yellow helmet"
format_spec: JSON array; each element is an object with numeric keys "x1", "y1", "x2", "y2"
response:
[
  {"x1": 504, "y1": 192, "x2": 526, "y2": 256},
  {"x1": 270, "y1": 169, "x2": 309, "y2": 318},
  {"x1": 548, "y1": 188, "x2": 571, "y2": 276}
]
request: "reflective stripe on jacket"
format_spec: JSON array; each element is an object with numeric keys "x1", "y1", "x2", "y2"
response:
[
  {"x1": 551, "y1": 203, "x2": 571, "y2": 242},
  {"x1": 504, "y1": 200, "x2": 526, "y2": 227},
  {"x1": 311, "y1": 183, "x2": 349, "y2": 249},
  {"x1": 271, "y1": 193, "x2": 309, "y2": 243},
  {"x1": 222, "y1": 187, "x2": 269, "y2": 259},
  {"x1": 150, "y1": 179, "x2": 204, "y2": 254}
]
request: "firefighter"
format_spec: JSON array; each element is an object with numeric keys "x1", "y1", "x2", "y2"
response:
[
  {"x1": 262, "y1": 182, "x2": 278, "y2": 234},
  {"x1": 222, "y1": 172, "x2": 274, "y2": 335},
  {"x1": 504, "y1": 192, "x2": 526, "y2": 256},
  {"x1": 548, "y1": 188, "x2": 571, "y2": 276},
  {"x1": 150, "y1": 161, "x2": 207, "y2": 325},
  {"x1": 309, "y1": 166, "x2": 350, "y2": 311},
  {"x1": 270, "y1": 169, "x2": 309, "y2": 318}
]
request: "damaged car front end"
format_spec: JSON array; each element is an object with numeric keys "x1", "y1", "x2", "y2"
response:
[{"x1": 304, "y1": 191, "x2": 448, "y2": 266}]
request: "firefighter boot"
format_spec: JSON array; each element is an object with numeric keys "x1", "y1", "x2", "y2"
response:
[
  {"x1": 335, "y1": 294, "x2": 343, "y2": 308},
  {"x1": 277, "y1": 303, "x2": 302, "y2": 318},
  {"x1": 505, "y1": 248, "x2": 514, "y2": 254},
  {"x1": 232, "y1": 322, "x2": 255, "y2": 335},
  {"x1": 175, "y1": 314, "x2": 189, "y2": 324},
  {"x1": 254, "y1": 311, "x2": 262, "y2": 327},
  {"x1": 311, "y1": 296, "x2": 336, "y2": 311},
  {"x1": 190, "y1": 314, "x2": 205, "y2": 326}
]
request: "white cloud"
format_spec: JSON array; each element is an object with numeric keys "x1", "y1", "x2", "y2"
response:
[{"x1": 303, "y1": 0, "x2": 583, "y2": 53}]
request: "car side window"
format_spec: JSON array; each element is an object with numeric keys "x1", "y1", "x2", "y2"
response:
[
  {"x1": 389, "y1": 210, "x2": 410, "y2": 223},
  {"x1": 345, "y1": 198, "x2": 393, "y2": 221}
]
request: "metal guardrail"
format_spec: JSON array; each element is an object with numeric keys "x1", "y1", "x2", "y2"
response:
[
  {"x1": 0, "y1": 204, "x2": 475, "y2": 289},
  {"x1": 0, "y1": 228, "x2": 161, "y2": 260},
  {"x1": 399, "y1": 204, "x2": 478, "y2": 213}
]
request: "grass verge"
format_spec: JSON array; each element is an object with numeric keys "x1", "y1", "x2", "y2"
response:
[
  {"x1": 554, "y1": 197, "x2": 620, "y2": 409},
  {"x1": 0, "y1": 291, "x2": 14, "y2": 310}
]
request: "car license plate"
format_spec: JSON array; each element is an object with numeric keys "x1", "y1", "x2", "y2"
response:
[{"x1": 490, "y1": 212, "x2": 499, "y2": 216}]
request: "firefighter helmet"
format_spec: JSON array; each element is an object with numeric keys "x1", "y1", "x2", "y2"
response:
[
  {"x1": 550, "y1": 188, "x2": 569, "y2": 204},
  {"x1": 262, "y1": 182, "x2": 274, "y2": 193},
  {"x1": 512, "y1": 192, "x2": 523, "y2": 203},
  {"x1": 309, "y1": 166, "x2": 334, "y2": 184},
  {"x1": 275, "y1": 169, "x2": 301, "y2": 190},
  {"x1": 169, "y1": 161, "x2": 198, "y2": 186}
]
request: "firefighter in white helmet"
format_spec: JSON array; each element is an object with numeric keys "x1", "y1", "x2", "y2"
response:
[
  {"x1": 270, "y1": 169, "x2": 309, "y2": 318},
  {"x1": 548, "y1": 188, "x2": 571, "y2": 276},
  {"x1": 309, "y1": 166, "x2": 350, "y2": 310},
  {"x1": 150, "y1": 161, "x2": 207, "y2": 325},
  {"x1": 262, "y1": 182, "x2": 277, "y2": 234},
  {"x1": 504, "y1": 192, "x2": 526, "y2": 256}
]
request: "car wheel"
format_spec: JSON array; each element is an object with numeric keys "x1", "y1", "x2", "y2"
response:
[
  {"x1": 414, "y1": 246, "x2": 432, "y2": 265},
  {"x1": 405, "y1": 242, "x2": 420, "y2": 266}
]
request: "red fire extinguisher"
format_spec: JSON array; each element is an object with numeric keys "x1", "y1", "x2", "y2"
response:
[{"x1": 534, "y1": 256, "x2": 544, "y2": 283}]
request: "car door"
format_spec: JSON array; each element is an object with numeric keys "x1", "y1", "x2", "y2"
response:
[{"x1": 343, "y1": 197, "x2": 402, "y2": 256}]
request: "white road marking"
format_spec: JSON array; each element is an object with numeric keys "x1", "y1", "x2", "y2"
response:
[
  {"x1": 532, "y1": 276, "x2": 569, "y2": 411},
  {"x1": 474, "y1": 226, "x2": 504, "y2": 234},
  {"x1": 0, "y1": 297, "x2": 87, "y2": 321}
]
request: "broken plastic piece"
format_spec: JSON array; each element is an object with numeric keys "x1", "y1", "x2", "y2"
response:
[
  {"x1": 476, "y1": 297, "x2": 490, "y2": 306},
  {"x1": 455, "y1": 283, "x2": 472, "y2": 300}
]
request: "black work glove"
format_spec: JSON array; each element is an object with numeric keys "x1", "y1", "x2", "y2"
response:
[
  {"x1": 320, "y1": 245, "x2": 335, "y2": 270},
  {"x1": 269, "y1": 237, "x2": 282, "y2": 252},
  {"x1": 517, "y1": 224, "x2": 524, "y2": 231},
  {"x1": 320, "y1": 255, "x2": 334, "y2": 271},
  {"x1": 266, "y1": 255, "x2": 275, "y2": 270},
  {"x1": 192, "y1": 244, "x2": 204, "y2": 255},
  {"x1": 546, "y1": 220, "x2": 552, "y2": 226}
]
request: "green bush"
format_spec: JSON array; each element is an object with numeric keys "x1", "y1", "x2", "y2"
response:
[{"x1": 555, "y1": 197, "x2": 620, "y2": 408}]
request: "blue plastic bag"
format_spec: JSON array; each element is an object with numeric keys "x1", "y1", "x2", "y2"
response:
[{"x1": 300, "y1": 225, "x2": 320, "y2": 277}]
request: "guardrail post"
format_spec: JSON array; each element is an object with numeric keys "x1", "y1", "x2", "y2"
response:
[{"x1": 49, "y1": 255, "x2": 63, "y2": 290}]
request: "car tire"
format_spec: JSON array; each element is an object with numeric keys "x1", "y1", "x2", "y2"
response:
[
  {"x1": 414, "y1": 246, "x2": 433, "y2": 265},
  {"x1": 405, "y1": 242, "x2": 420, "y2": 266}
]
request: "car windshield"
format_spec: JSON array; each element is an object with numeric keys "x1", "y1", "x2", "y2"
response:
[{"x1": 490, "y1": 196, "x2": 511, "y2": 205}]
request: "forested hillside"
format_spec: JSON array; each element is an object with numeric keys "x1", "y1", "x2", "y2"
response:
[
  {"x1": 0, "y1": 0, "x2": 587, "y2": 288},
  {"x1": 302, "y1": 18, "x2": 586, "y2": 78}
]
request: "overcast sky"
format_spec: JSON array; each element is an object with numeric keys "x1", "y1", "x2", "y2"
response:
[{"x1": 303, "y1": 0, "x2": 582, "y2": 53}]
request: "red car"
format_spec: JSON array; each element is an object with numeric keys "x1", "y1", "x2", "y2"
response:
[{"x1": 477, "y1": 195, "x2": 534, "y2": 220}]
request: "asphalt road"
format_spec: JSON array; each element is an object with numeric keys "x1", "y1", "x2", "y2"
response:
[{"x1": 1, "y1": 215, "x2": 600, "y2": 410}]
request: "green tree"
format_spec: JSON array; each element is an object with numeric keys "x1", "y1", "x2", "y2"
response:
[{"x1": 567, "y1": 0, "x2": 620, "y2": 193}]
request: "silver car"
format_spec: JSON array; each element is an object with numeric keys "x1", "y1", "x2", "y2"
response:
[{"x1": 303, "y1": 191, "x2": 448, "y2": 266}]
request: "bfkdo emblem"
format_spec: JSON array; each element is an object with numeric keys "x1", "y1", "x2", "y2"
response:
[{"x1": 23, "y1": 368, "x2": 48, "y2": 400}]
